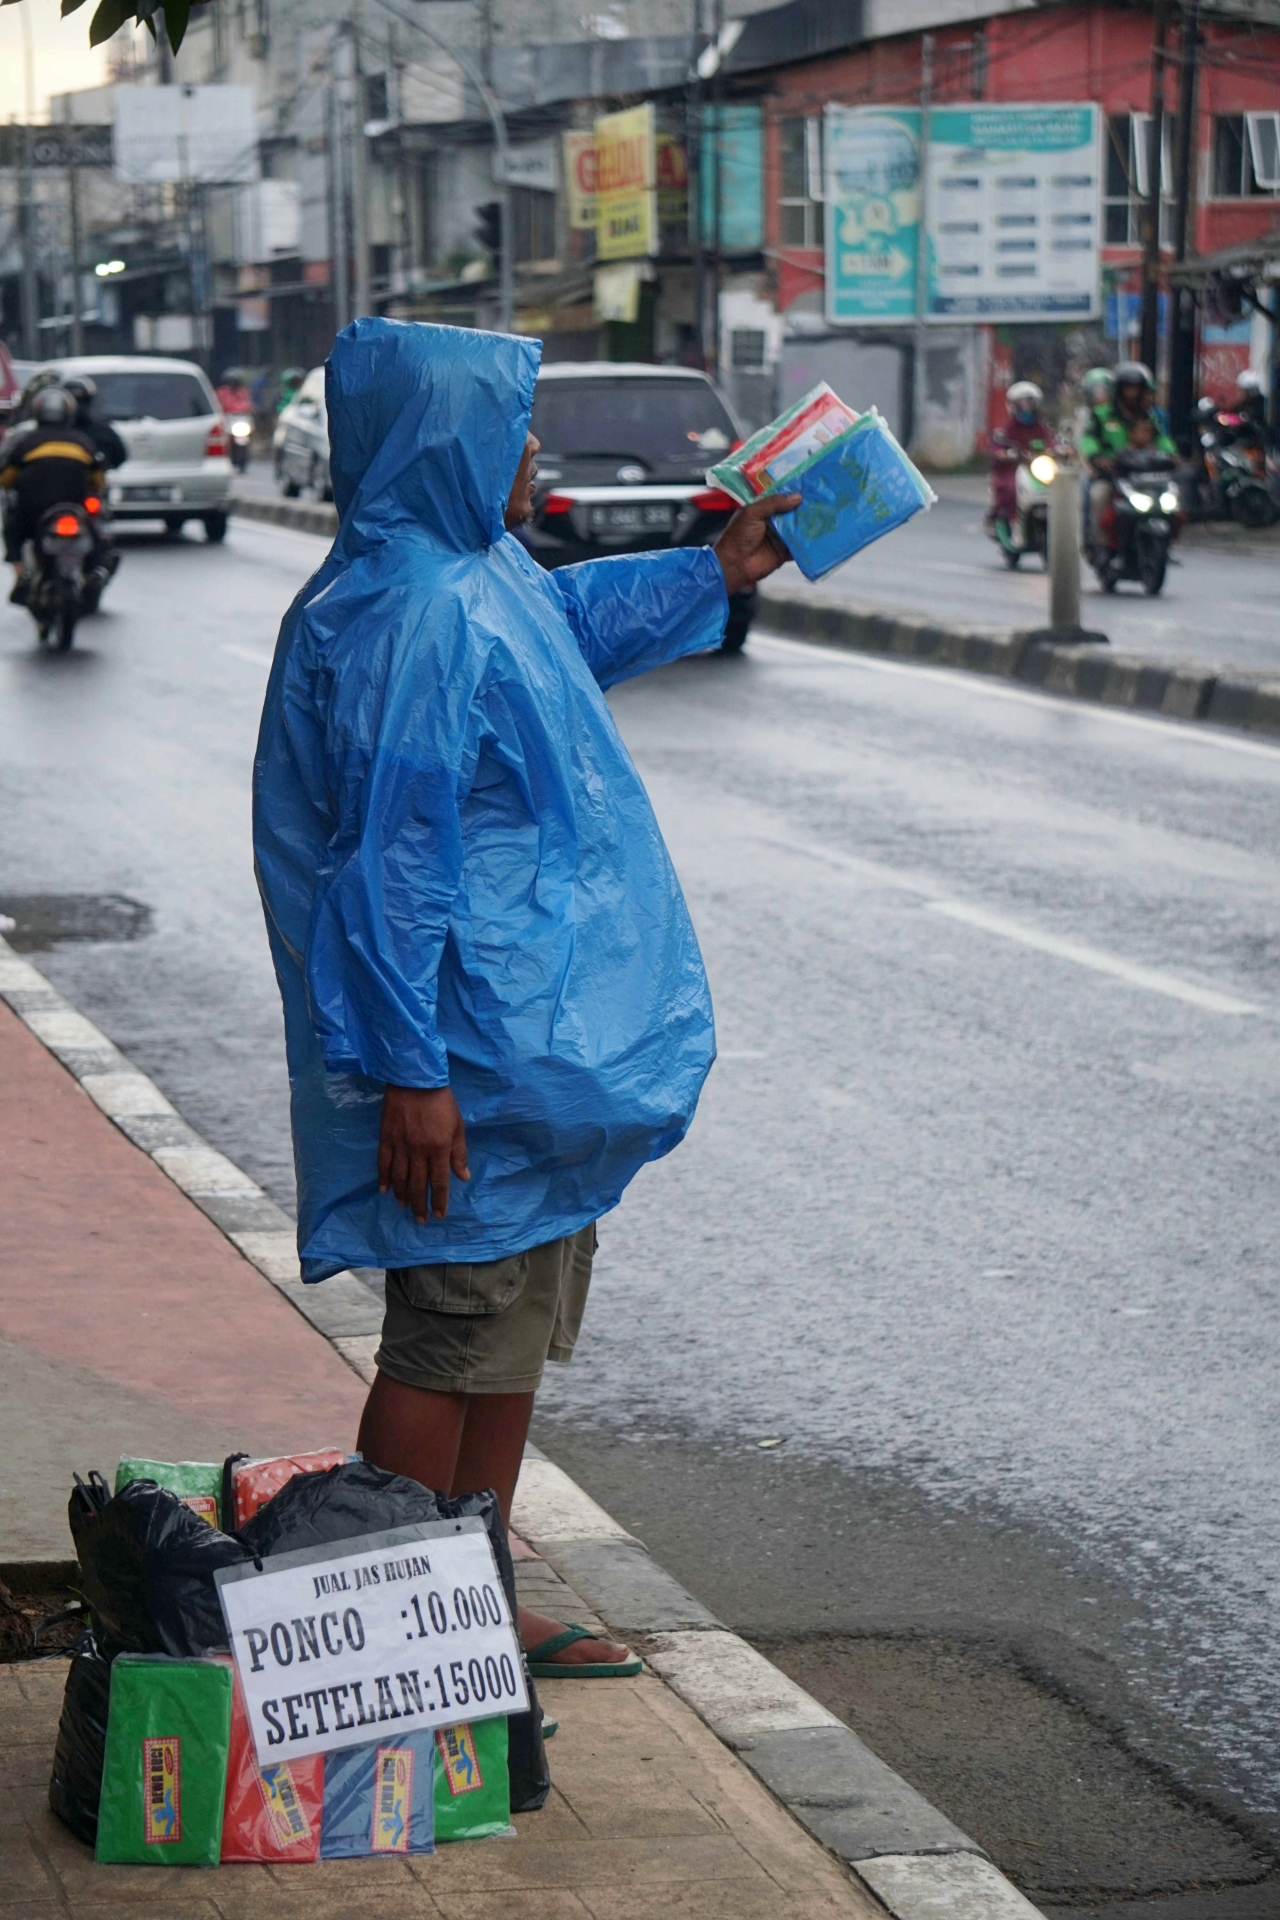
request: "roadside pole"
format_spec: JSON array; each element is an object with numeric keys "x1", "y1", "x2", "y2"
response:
[
  {"x1": 1139, "y1": 1, "x2": 1169, "y2": 376},
  {"x1": 1048, "y1": 466, "x2": 1081, "y2": 632},
  {"x1": 1167, "y1": 1, "x2": 1200, "y2": 449},
  {"x1": 67, "y1": 155, "x2": 84, "y2": 357}
]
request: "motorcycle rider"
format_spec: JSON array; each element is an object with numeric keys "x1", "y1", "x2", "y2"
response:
[
  {"x1": 988, "y1": 380, "x2": 1048, "y2": 537},
  {"x1": 1, "y1": 387, "x2": 103, "y2": 605},
  {"x1": 1075, "y1": 367, "x2": 1113, "y2": 538},
  {"x1": 1235, "y1": 368, "x2": 1268, "y2": 440},
  {"x1": 1078, "y1": 361, "x2": 1174, "y2": 554},
  {"x1": 62, "y1": 376, "x2": 124, "y2": 589}
]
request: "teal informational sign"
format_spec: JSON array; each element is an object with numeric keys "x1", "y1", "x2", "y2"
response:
[
  {"x1": 824, "y1": 101, "x2": 1101, "y2": 326},
  {"x1": 699, "y1": 105, "x2": 763, "y2": 253},
  {"x1": 925, "y1": 103, "x2": 1100, "y2": 320},
  {"x1": 824, "y1": 106, "x2": 922, "y2": 326}
]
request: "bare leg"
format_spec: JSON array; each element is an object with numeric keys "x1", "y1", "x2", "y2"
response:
[{"x1": 358, "y1": 1372, "x2": 632, "y2": 1667}]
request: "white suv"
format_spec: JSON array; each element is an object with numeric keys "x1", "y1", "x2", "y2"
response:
[{"x1": 39, "y1": 355, "x2": 233, "y2": 541}]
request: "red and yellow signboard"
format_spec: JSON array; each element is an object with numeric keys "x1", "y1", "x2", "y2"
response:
[{"x1": 594, "y1": 104, "x2": 657, "y2": 260}]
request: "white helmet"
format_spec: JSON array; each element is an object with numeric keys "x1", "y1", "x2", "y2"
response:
[
  {"x1": 1006, "y1": 380, "x2": 1043, "y2": 411},
  {"x1": 1237, "y1": 369, "x2": 1264, "y2": 393}
]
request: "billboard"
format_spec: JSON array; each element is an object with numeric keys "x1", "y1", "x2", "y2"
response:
[
  {"x1": 926, "y1": 104, "x2": 1100, "y2": 319},
  {"x1": 594, "y1": 104, "x2": 656, "y2": 260},
  {"x1": 824, "y1": 106, "x2": 921, "y2": 326},
  {"x1": 114, "y1": 84, "x2": 258, "y2": 185},
  {"x1": 825, "y1": 101, "x2": 1100, "y2": 326},
  {"x1": 563, "y1": 130, "x2": 597, "y2": 229}
]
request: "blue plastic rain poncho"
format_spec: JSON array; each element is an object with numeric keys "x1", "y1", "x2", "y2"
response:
[{"x1": 253, "y1": 319, "x2": 727, "y2": 1281}]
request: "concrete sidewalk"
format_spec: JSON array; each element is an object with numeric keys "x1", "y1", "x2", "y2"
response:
[{"x1": 0, "y1": 989, "x2": 884, "y2": 1918}]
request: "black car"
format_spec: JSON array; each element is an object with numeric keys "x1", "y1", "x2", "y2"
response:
[{"x1": 522, "y1": 363, "x2": 754, "y2": 652}]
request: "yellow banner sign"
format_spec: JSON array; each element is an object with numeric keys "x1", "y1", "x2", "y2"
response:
[
  {"x1": 563, "y1": 130, "x2": 597, "y2": 231},
  {"x1": 595, "y1": 103, "x2": 656, "y2": 260}
]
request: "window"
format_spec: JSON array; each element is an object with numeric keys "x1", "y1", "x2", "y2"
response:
[
  {"x1": 731, "y1": 328, "x2": 766, "y2": 369},
  {"x1": 511, "y1": 186, "x2": 556, "y2": 265},
  {"x1": 530, "y1": 377, "x2": 737, "y2": 470},
  {"x1": 1103, "y1": 112, "x2": 1172, "y2": 247},
  {"x1": 779, "y1": 115, "x2": 824, "y2": 250},
  {"x1": 363, "y1": 72, "x2": 389, "y2": 124},
  {"x1": 1213, "y1": 113, "x2": 1280, "y2": 196},
  {"x1": 92, "y1": 372, "x2": 213, "y2": 421}
]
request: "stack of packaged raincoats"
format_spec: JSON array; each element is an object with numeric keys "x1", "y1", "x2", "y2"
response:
[{"x1": 50, "y1": 1453, "x2": 547, "y2": 1866}]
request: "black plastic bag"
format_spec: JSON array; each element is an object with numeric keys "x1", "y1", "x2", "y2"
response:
[
  {"x1": 70, "y1": 1479, "x2": 249, "y2": 1660},
  {"x1": 239, "y1": 1461, "x2": 549, "y2": 1812},
  {"x1": 48, "y1": 1628, "x2": 112, "y2": 1846}
]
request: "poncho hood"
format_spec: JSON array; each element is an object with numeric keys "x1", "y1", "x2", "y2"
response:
[{"x1": 326, "y1": 315, "x2": 540, "y2": 550}]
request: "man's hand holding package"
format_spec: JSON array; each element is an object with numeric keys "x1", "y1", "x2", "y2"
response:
[{"x1": 712, "y1": 491, "x2": 802, "y2": 596}]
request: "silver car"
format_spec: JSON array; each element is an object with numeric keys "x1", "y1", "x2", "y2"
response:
[
  {"x1": 274, "y1": 364, "x2": 331, "y2": 500},
  {"x1": 38, "y1": 354, "x2": 233, "y2": 541}
]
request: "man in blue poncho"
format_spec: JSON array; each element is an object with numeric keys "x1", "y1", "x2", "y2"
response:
[{"x1": 254, "y1": 318, "x2": 797, "y2": 1673}]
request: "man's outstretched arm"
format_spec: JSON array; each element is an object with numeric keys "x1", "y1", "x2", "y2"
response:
[{"x1": 551, "y1": 493, "x2": 801, "y2": 689}]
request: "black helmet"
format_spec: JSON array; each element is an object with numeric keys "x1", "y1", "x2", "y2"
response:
[
  {"x1": 1113, "y1": 360, "x2": 1155, "y2": 391},
  {"x1": 32, "y1": 387, "x2": 77, "y2": 427},
  {"x1": 19, "y1": 368, "x2": 62, "y2": 408},
  {"x1": 64, "y1": 374, "x2": 97, "y2": 406}
]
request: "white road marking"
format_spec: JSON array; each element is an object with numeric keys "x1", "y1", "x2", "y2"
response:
[
  {"x1": 222, "y1": 642, "x2": 274, "y2": 667},
  {"x1": 751, "y1": 631, "x2": 1280, "y2": 764},
  {"x1": 928, "y1": 899, "x2": 1259, "y2": 1016},
  {"x1": 760, "y1": 834, "x2": 1262, "y2": 1017}
]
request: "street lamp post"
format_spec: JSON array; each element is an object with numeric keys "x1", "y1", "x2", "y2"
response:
[{"x1": 367, "y1": 0, "x2": 514, "y2": 333}]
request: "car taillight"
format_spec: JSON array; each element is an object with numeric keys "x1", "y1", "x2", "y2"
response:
[
  {"x1": 205, "y1": 421, "x2": 229, "y2": 457},
  {"x1": 690, "y1": 488, "x2": 738, "y2": 512},
  {"x1": 83, "y1": 496, "x2": 101, "y2": 514},
  {"x1": 53, "y1": 513, "x2": 82, "y2": 536},
  {"x1": 541, "y1": 492, "x2": 573, "y2": 515}
]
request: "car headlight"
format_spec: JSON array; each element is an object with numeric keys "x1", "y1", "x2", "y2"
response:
[
  {"x1": 1159, "y1": 489, "x2": 1178, "y2": 512},
  {"x1": 1128, "y1": 490, "x2": 1154, "y2": 511},
  {"x1": 1028, "y1": 454, "x2": 1056, "y2": 485}
]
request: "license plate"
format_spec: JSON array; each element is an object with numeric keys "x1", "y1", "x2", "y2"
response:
[
  {"x1": 590, "y1": 504, "x2": 673, "y2": 532},
  {"x1": 125, "y1": 485, "x2": 179, "y2": 503}
]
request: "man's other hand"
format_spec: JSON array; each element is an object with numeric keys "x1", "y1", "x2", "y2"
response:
[
  {"x1": 379, "y1": 1085, "x2": 470, "y2": 1223},
  {"x1": 712, "y1": 492, "x2": 802, "y2": 597}
]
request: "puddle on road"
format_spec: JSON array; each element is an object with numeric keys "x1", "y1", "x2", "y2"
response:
[
  {"x1": 0, "y1": 893, "x2": 152, "y2": 952},
  {"x1": 752, "y1": 1631, "x2": 1276, "y2": 1912}
]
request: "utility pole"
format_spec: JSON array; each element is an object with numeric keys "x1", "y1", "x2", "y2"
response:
[
  {"x1": 1168, "y1": 1, "x2": 1200, "y2": 449},
  {"x1": 688, "y1": 0, "x2": 704, "y2": 366},
  {"x1": 19, "y1": 0, "x2": 40, "y2": 359},
  {"x1": 351, "y1": 3, "x2": 372, "y2": 320},
  {"x1": 1139, "y1": 0, "x2": 1169, "y2": 375},
  {"x1": 911, "y1": 32, "x2": 934, "y2": 455},
  {"x1": 67, "y1": 152, "x2": 84, "y2": 355},
  {"x1": 328, "y1": 49, "x2": 351, "y2": 333},
  {"x1": 708, "y1": 0, "x2": 723, "y2": 376}
]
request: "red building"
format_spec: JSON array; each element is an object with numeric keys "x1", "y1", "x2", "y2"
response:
[{"x1": 721, "y1": 1, "x2": 1280, "y2": 457}]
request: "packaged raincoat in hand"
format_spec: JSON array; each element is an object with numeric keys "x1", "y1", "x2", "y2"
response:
[{"x1": 253, "y1": 317, "x2": 725, "y2": 1283}]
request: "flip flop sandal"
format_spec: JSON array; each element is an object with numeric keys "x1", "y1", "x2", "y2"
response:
[
  {"x1": 541, "y1": 1718, "x2": 558, "y2": 1740},
  {"x1": 525, "y1": 1623, "x2": 642, "y2": 1679}
]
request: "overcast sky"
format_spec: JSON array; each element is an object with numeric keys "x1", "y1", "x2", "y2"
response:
[{"x1": 0, "y1": 1, "x2": 111, "y2": 121}]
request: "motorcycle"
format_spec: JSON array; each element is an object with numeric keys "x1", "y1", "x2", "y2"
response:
[
  {"x1": 1189, "y1": 401, "x2": 1274, "y2": 529},
  {"x1": 990, "y1": 445, "x2": 1061, "y2": 568},
  {"x1": 226, "y1": 413, "x2": 253, "y2": 473},
  {"x1": 24, "y1": 500, "x2": 100, "y2": 649},
  {"x1": 1087, "y1": 449, "x2": 1180, "y2": 596}
]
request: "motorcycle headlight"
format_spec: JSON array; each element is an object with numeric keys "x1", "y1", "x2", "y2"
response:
[
  {"x1": 1128, "y1": 490, "x2": 1154, "y2": 511},
  {"x1": 1159, "y1": 489, "x2": 1178, "y2": 512},
  {"x1": 1028, "y1": 454, "x2": 1057, "y2": 485},
  {"x1": 229, "y1": 418, "x2": 252, "y2": 438}
]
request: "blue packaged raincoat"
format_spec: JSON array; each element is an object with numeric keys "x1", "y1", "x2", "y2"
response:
[{"x1": 253, "y1": 319, "x2": 726, "y2": 1281}]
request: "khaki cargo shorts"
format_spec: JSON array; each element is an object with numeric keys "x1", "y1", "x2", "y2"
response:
[{"x1": 375, "y1": 1224, "x2": 597, "y2": 1396}]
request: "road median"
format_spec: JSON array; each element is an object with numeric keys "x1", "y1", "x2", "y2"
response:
[{"x1": 759, "y1": 586, "x2": 1280, "y2": 739}]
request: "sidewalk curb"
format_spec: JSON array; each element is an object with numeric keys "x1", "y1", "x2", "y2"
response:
[
  {"x1": 759, "y1": 588, "x2": 1280, "y2": 739},
  {"x1": 231, "y1": 493, "x2": 338, "y2": 538},
  {"x1": 0, "y1": 934, "x2": 1041, "y2": 1919}
]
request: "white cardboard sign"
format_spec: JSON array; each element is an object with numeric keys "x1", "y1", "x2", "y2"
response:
[{"x1": 215, "y1": 1519, "x2": 528, "y2": 1766}]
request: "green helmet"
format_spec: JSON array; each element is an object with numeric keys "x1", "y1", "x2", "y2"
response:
[{"x1": 1082, "y1": 366, "x2": 1113, "y2": 401}]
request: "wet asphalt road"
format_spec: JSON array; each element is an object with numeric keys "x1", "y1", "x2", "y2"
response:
[
  {"x1": 3, "y1": 518, "x2": 1280, "y2": 1904},
  {"x1": 761, "y1": 472, "x2": 1280, "y2": 680}
]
